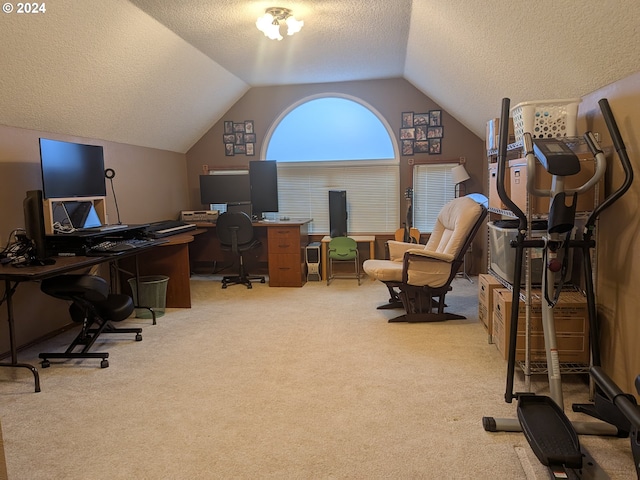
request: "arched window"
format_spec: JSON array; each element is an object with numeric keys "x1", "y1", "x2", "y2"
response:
[{"x1": 263, "y1": 95, "x2": 399, "y2": 234}]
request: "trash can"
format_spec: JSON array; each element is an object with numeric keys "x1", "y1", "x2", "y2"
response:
[{"x1": 127, "y1": 275, "x2": 169, "y2": 319}]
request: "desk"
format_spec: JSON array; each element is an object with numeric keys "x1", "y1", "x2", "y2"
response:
[
  {"x1": 320, "y1": 235, "x2": 376, "y2": 281},
  {"x1": 0, "y1": 242, "x2": 164, "y2": 392},
  {"x1": 190, "y1": 219, "x2": 311, "y2": 287}
]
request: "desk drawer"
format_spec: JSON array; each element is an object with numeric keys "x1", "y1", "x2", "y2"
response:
[
  {"x1": 268, "y1": 228, "x2": 300, "y2": 254},
  {"x1": 269, "y1": 253, "x2": 305, "y2": 287}
]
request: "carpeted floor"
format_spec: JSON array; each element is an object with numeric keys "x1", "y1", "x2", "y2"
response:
[{"x1": 0, "y1": 276, "x2": 636, "y2": 479}]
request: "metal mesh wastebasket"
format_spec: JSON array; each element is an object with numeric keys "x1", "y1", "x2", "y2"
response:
[{"x1": 127, "y1": 275, "x2": 169, "y2": 319}]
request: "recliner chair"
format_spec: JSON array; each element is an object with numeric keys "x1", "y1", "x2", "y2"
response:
[
  {"x1": 363, "y1": 194, "x2": 487, "y2": 322},
  {"x1": 216, "y1": 211, "x2": 266, "y2": 289},
  {"x1": 39, "y1": 274, "x2": 141, "y2": 368}
]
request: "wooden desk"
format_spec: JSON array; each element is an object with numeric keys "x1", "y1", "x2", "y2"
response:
[
  {"x1": 189, "y1": 219, "x2": 311, "y2": 287},
  {"x1": 120, "y1": 230, "x2": 203, "y2": 308},
  {"x1": 320, "y1": 235, "x2": 376, "y2": 281}
]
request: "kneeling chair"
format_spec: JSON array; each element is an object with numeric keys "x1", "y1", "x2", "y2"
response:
[{"x1": 39, "y1": 274, "x2": 141, "y2": 368}]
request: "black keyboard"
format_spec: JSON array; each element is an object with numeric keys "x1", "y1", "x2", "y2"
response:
[
  {"x1": 87, "y1": 239, "x2": 158, "y2": 255},
  {"x1": 146, "y1": 220, "x2": 197, "y2": 238}
]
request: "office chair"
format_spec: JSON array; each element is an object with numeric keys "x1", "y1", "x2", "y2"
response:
[
  {"x1": 216, "y1": 211, "x2": 265, "y2": 289},
  {"x1": 363, "y1": 194, "x2": 487, "y2": 322},
  {"x1": 39, "y1": 274, "x2": 142, "y2": 368},
  {"x1": 327, "y1": 236, "x2": 360, "y2": 285}
]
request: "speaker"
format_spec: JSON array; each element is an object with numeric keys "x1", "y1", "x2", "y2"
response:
[
  {"x1": 23, "y1": 190, "x2": 48, "y2": 261},
  {"x1": 329, "y1": 190, "x2": 347, "y2": 237},
  {"x1": 305, "y1": 242, "x2": 322, "y2": 281}
]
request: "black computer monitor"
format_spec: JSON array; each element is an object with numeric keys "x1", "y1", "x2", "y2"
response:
[
  {"x1": 249, "y1": 160, "x2": 279, "y2": 219},
  {"x1": 39, "y1": 138, "x2": 107, "y2": 199},
  {"x1": 199, "y1": 171, "x2": 251, "y2": 205}
]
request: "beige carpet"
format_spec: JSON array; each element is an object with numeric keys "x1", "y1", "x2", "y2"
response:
[{"x1": 0, "y1": 276, "x2": 636, "y2": 479}]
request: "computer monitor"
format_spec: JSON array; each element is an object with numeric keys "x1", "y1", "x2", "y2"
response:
[
  {"x1": 199, "y1": 171, "x2": 251, "y2": 205},
  {"x1": 39, "y1": 138, "x2": 107, "y2": 199},
  {"x1": 249, "y1": 160, "x2": 279, "y2": 219}
]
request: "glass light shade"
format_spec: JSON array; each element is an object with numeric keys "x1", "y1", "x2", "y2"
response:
[
  {"x1": 451, "y1": 164, "x2": 470, "y2": 184},
  {"x1": 286, "y1": 16, "x2": 304, "y2": 35},
  {"x1": 256, "y1": 13, "x2": 283, "y2": 40}
]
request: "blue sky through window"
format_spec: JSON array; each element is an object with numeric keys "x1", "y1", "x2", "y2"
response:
[{"x1": 266, "y1": 97, "x2": 394, "y2": 161}]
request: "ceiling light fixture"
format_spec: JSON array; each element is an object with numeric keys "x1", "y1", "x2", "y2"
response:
[{"x1": 256, "y1": 7, "x2": 304, "y2": 41}]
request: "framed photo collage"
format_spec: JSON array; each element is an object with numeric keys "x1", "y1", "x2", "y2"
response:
[{"x1": 400, "y1": 110, "x2": 443, "y2": 156}]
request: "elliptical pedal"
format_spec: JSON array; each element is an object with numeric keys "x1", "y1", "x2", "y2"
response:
[{"x1": 517, "y1": 394, "x2": 582, "y2": 476}]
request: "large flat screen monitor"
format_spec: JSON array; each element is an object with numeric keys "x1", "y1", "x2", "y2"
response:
[
  {"x1": 199, "y1": 171, "x2": 251, "y2": 205},
  {"x1": 39, "y1": 138, "x2": 107, "y2": 199},
  {"x1": 249, "y1": 160, "x2": 279, "y2": 219}
]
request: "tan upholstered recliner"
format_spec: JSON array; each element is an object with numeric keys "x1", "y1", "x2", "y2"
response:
[{"x1": 363, "y1": 194, "x2": 487, "y2": 322}]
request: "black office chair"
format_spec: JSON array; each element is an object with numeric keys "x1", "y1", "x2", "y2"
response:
[
  {"x1": 216, "y1": 211, "x2": 265, "y2": 289},
  {"x1": 39, "y1": 274, "x2": 142, "y2": 368}
]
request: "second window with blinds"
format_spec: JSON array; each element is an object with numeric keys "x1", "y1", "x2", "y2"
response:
[{"x1": 412, "y1": 163, "x2": 457, "y2": 233}]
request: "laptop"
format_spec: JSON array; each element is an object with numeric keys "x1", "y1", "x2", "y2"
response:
[{"x1": 53, "y1": 201, "x2": 129, "y2": 232}]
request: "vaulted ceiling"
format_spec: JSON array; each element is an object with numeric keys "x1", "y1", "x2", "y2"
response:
[{"x1": 1, "y1": 0, "x2": 639, "y2": 153}]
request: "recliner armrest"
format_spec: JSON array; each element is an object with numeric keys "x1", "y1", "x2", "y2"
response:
[
  {"x1": 387, "y1": 240, "x2": 421, "y2": 261},
  {"x1": 405, "y1": 249, "x2": 455, "y2": 263}
]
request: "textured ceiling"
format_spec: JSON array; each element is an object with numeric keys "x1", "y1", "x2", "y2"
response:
[{"x1": 1, "y1": 0, "x2": 639, "y2": 153}]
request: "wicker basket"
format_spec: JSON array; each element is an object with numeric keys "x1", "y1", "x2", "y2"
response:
[{"x1": 510, "y1": 98, "x2": 581, "y2": 143}]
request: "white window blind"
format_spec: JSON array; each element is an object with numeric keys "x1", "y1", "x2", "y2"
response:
[
  {"x1": 412, "y1": 163, "x2": 457, "y2": 232},
  {"x1": 277, "y1": 163, "x2": 399, "y2": 234}
]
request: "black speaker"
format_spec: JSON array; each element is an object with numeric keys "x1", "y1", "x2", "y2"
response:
[
  {"x1": 23, "y1": 190, "x2": 48, "y2": 261},
  {"x1": 329, "y1": 190, "x2": 347, "y2": 237}
]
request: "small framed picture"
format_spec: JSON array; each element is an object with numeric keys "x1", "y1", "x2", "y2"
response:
[
  {"x1": 414, "y1": 141, "x2": 430, "y2": 153},
  {"x1": 429, "y1": 110, "x2": 442, "y2": 126},
  {"x1": 414, "y1": 113, "x2": 429, "y2": 126},
  {"x1": 233, "y1": 123, "x2": 245, "y2": 133},
  {"x1": 428, "y1": 126, "x2": 444, "y2": 138},
  {"x1": 246, "y1": 143, "x2": 255, "y2": 156},
  {"x1": 401, "y1": 112, "x2": 414, "y2": 128},
  {"x1": 415, "y1": 125, "x2": 428, "y2": 141},
  {"x1": 223, "y1": 134, "x2": 235, "y2": 143},
  {"x1": 224, "y1": 143, "x2": 234, "y2": 156},
  {"x1": 429, "y1": 138, "x2": 442, "y2": 154},
  {"x1": 402, "y1": 139, "x2": 414, "y2": 156},
  {"x1": 224, "y1": 121, "x2": 233, "y2": 134},
  {"x1": 400, "y1": 127, "x2": 415, "y2": 140},
  {"x1": 234, "y1": 144, "x2": 246, "y2": 155},
  {"x1": 244, "y1": 120, "x2": 254, "y2": 134},
  {"x1": 244, "y1": 133, "x2": 256, "y2": 144},
  {"x1": 235, "y1": 132, "x2": 244, "y2": 145}
]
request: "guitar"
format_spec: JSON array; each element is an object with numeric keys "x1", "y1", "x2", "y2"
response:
[{"x1": 395, "y1": 187, "x2": 420, "y2": 243}]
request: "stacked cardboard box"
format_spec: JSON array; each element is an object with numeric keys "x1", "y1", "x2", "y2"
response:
[
  {"x1": 492, "y1": 288, "x2": 589, "y2": 364},
  {"x1": 478, "y1": 273, "x2": 503, "y2": 340}
]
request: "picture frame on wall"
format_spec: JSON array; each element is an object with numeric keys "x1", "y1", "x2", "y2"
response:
[
  {"x1": 414, "y1": 141, "x2": 429, "y2": 153},
  {"x1": 244, "y1": 133, "x2": 256, "y2": 144},
  {"x1": 414, "y1": 113, "x2": 429, "y2": 126},
  {"x1": 223, "y1": 134, "x2": 235, "y2": 143},
  {"x1": 427, "y1": 126, "x2": 444, "y2": 138},
  {"x1": 402, "y1": 139, "x2": 414, "y2": 156},
  {"x1": 401, "y1": 112, "x2": 414, "y2": 128},
  {"x1": 246, "y1": 143, "x2": 255, "y2": 156},
  {"x1": 415, "y1": 125, "x2": 428, "y2": 141},
  {"x1": 244, "y1": 120, "x2": 254, "y2": 134},
  {"x1": 234, "y1": 144, "x2": 246, "y2": 155},
  {"x1": 400, "y1": 127, "x2": 415, "y2": 140},
  {"x1": 225, "y1": 143, "x2": 234, "y2": 156},
  {"x1": 429, "y1": 110, "x2": 442, "y2": 126},
  {"x1": 429, "y1": 138, "x2": 441, "y2": 154},
  {"x1": 224, "y1": 121, "x2": 233, "y2": 134},
  {"x1": 233, "y1": 123, "x2": 245, "y2": 133}
]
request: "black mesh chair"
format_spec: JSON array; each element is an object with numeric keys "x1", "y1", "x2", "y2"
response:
[
  {"x1": 216, "y1": 211, "x2": 265, "y2": 289},
  {"x1": 39, "y1": 274, "x2": 141, "y2": 368}
]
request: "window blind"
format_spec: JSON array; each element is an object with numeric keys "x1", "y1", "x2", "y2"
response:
[
  {"x1": 277, "y1": 163, "x2": 399, "y2": 234},
  {"x1": 412, "y1": 163, "x2": 457, "y2": 232}
]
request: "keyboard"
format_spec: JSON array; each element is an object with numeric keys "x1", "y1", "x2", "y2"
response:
[
  {"x1": 87, "y1": 238, "x2": 158, "y2": 255},
  {"x1": 146, "y1": 220, "x2": 197, "y2": 238}
]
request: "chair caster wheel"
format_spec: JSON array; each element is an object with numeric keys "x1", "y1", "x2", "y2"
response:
[
  {"x1": 222, "y1": 284, "x2": 227, "y2": 289},
  {"x1": 135, "y1": 333, "x2": 142, "y2": 341},
  {"x1": 41, "y1": 360, "x2": 50, "y2": 368},
  {"x1": 247, "y1": 284, "x2": 252, "y2": 289},
  {"x1": 260, "y1": 279, "x2": 266, "y2": 283},
  {"x1": 100, "y1": 359, "x2": 109, "y2": 368}
]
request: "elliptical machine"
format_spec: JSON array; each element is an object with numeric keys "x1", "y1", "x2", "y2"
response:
[{"x1": 482, "y1": 98, "x2": 640, "y2": 479}]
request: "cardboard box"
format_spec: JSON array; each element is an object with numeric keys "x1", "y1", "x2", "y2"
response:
[
  {"x1": 509, "y1": 153, "x2": 604, "y2": 215},
  {"x1": 492, "y1": 288, "x2": 589, "y2": 363},
  {"x1": 488, "y1": 163, "x2": 511, "y2": 211},
  {"x1": 478, "y1": 273, "x2": 503, "y2": 338}
]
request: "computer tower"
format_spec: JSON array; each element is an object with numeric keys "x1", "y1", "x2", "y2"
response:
[
  {"x1": 305, "y1": 242, "x2": 322, "y2": 281},
  {"x1": 23, "y1": 190, "x2": 48, "y2": 260},
  {"x1": 329, "y1": 190, "x2": 347, "y2": 237}
]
